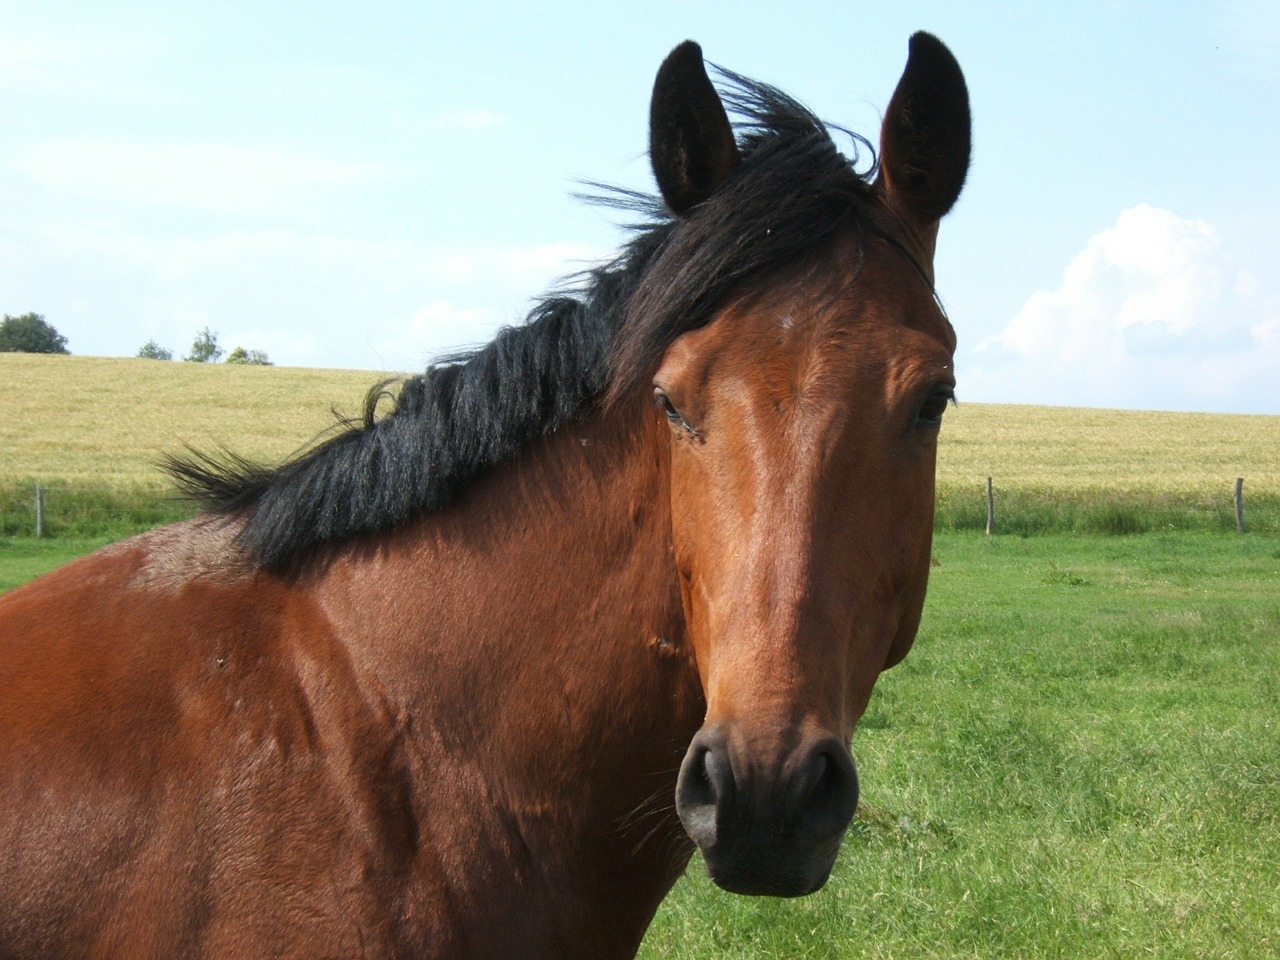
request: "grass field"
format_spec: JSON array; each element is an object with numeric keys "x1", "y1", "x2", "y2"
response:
[
  {"x1": 2, "y1": 355, "x2": 1278, "y2": 957},
  {"x1": 4, "y1": 531, "x2": 1276, "y2": 957},
  {"x1": 638, "y1": 532, "x2": 1280, "y2": 959},
  {"x1": 0, "y1": 537, "x2": 115, "y2": 591}
]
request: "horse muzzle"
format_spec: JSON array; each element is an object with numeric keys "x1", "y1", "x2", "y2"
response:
[{"x1": 675, "y1": 724, "x2": 859, "y2": 897}]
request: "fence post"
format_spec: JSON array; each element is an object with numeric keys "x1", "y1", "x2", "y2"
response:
[
  {"x1": 1235, "y1": 477, "x2": 1246, "y2": 534},
  {"x1": 985, "y1": 476, "x2": 994, "y2": 536},
  {"x1": 35, "y1": 483, "x2": 44, "y2": 539}
]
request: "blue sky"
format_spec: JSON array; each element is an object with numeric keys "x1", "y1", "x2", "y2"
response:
[{"x1": 3, "y1": 1, "x2": 1278, "y2": 413}]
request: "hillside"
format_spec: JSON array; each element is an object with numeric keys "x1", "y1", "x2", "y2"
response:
[{"x1": 1, "y1": 354, "x2": 394, "y2": 485}]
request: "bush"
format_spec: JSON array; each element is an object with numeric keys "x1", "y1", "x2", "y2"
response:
[
  {"x1": 0, "y1": 313, "x2": 69, "y2": 354},
  {"x1": 225, "y1": 346, "x2": 273, "y2": 365},
  {"x1": 137, "y1": 339, "x2": 174, "y2": 360},
  {"x1": 184, "y1": 327, "x2": 223, "y2": 363}
]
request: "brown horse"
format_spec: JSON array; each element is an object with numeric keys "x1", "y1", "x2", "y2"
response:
[{"x1": 0, "y1": 33, "x2": 969, "y2": 960}]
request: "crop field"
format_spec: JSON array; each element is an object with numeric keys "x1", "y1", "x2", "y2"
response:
[
  {"x1": 937, "y1": 402, "x2": 1279, "y2": 495},
  {"x1": 1, "y1": 354, "x2": 400, "y2": 537},
  {"x1": 2, "y1": 354, "x2": 1279, "y2": 957},
  {"x1": 934, "y1": 403, "x2": 1280, "y2": 536},
  {"x1": 0, "y1": 354, "x2": 387, "y2": 485}
]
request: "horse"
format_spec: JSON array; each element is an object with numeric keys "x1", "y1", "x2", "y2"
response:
[{"x1": 0, "y1": 32, "x2": 969, "y2": 960}]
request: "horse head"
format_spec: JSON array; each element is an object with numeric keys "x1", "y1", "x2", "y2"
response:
[{"x1": 642, "y1": 33, "x2": 970, "y2": 897}]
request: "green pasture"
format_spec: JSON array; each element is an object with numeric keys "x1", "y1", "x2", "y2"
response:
[
  {"x1": 4, "y1": 531, "x2": 1276, "y2": 958},
  {"x1": 639, "y1": 532, "x2": 1280, "y2": 959},
  {"x1": 0, "y1": 537, "x2": 115, "y2": 592}
]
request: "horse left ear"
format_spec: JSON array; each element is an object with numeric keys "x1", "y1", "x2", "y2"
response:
[
  {"x1": 649, "y1": 41, "x2": 742, "y2": 218},
  {"x1": 877, "y1": 32, "x2": 971, "y2": 227}
]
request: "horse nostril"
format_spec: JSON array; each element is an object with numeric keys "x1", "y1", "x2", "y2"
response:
[
  {"x1": 788, "y1": 751, "x2": 827, "y2": 807},
  {"x1": 676, "y1": 731, "x2": 734, "y2": 849},
  {"x1": 794, "y1": 740, "x2": 859, "y2": 839}
]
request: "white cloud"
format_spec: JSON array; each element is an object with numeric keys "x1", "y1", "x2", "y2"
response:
[
  {"x1": 438, "y1": 242, "x2": 600, "y2": 290},
  {"x1": 391, "y1": 243, "x2": 603, "y2": 365},
  {"x1": 966, "y1": 205, "x2": 1279, "y2": 413},
  {"x1": 402, "y1": 300, "x2": 494, "y2": 358},
  {"x1": 7, "y1": 213, "x2": 606, "y2": 370},
  {"x1": 0, "y1": 29, "x2": 170, "y2": 100},
  {"x1": 18, "y1": 139, "x2": 396, "y2": 217}
]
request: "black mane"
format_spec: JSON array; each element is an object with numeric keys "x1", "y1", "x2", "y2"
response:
[{"x1": 167, "y1": 68, "x2": 880, "y2": 569}]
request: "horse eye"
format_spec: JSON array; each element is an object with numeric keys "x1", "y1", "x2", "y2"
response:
[
  {"x1": 653, "y1": 386, "x2": 699, "y2": 437},
  {"x1": 916, "y1": 388, "x2": 955, "y2": 428},
  {"x1": 653, "y1": 387, "x2": 682, "y2": 422}
]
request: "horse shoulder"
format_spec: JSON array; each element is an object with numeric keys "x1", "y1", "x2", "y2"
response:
[{"x1": 0, "y1": 521, "x2": 428, "y2": 955}]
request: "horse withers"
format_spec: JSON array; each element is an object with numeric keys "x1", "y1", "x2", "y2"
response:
[{"x1": 0, "y1": 32, "x2": 969, "y2": 960}]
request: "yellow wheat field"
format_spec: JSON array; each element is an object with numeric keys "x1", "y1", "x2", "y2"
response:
[
  {"x1": 938, "y1": 402, "x2": 1279, "y2": 497},
  {"x1": 2, "y1": 354, "x2": 1277, "y2": 496},
  {"x1": 1, "y1": 355, "x2": 395, "y2": 486}
]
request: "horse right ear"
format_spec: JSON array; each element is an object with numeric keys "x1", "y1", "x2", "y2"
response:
[
  {"x1": 649, "y1": 41, "x2": 741, "y2": 218},
  {"x1": 877, "y1": 32, "x2": 971, "y2": 227}
]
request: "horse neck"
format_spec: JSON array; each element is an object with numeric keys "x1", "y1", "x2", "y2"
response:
[{"x1": 306, "y1": 399, "x2": 704, "y2": 955}]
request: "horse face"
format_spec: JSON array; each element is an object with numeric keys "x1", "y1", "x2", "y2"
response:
[
  {"x1": 655, "y1": 239, "x2": 955, "y2": 895},
  {"x1": 647, "y1": 33, "x2": 969, "y2": 896}
]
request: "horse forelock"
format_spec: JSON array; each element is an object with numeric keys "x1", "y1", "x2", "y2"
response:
[{"x1": 167, "y1": 69, "x2": 884, "y2": 571}]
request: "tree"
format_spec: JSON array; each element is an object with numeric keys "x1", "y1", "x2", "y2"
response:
[
  {"x1": 137, "y1": 339, "x2": 174, "y2": 360},
  {"x1": 0, "y1": 313, "x2": 69, "y2": 354},
  {"x1": 184, "y1": 327, "x2": 223, "y2": 363},
  {"x1": 225, "y1": 346, "x2": 273, "y2": 366}
]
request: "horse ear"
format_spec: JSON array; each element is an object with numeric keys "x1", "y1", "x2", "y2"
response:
[
  {"x1": 649, "y1": 41, "x2": 741, "y2": 218},
  {"x1": 877, "y1": 32, "x2": 971, "y2": 226}
]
